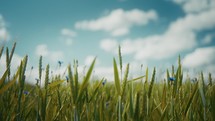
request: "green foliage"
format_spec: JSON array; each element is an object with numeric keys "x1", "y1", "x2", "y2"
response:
[{"x1": 0, "y1": 44, "x2": 215, "y2": 121}]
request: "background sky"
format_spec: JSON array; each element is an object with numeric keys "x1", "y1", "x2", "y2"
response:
[{"x1": 0, "y1": 0, "x2": 215, "y2": 84}]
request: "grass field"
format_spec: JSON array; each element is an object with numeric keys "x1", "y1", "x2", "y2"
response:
[{"x1": 0, "y1": 43, "x2": 215, "y2": 121}]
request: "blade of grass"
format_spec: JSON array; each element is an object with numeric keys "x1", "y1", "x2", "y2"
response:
[
  {"x1": 0, "y1": 68, "x2": 9, "y2": 87},
  {"x1": 118, "y1": 45, "x2": 122, "y2": 82},
  {"x1": 148, "y1": 67, "x2": 156, "y2": 99},
  {"x1": 160, "y1": 105, "x2": 168, "y2": 121},
  {"x1": 48, "y1": 80, "x2": 64, "y2": 89},
  {"x1": 134, "y1": 92, "x2": 140, "y2": 120},
  {"x1": 199, "y1": 73, "x2": 206, "y2": 121},
  {"x1": 184, "y1": 82, "x2": 198, "y2": 117},
  {"x1": 9, "y1": 42, "x2": 16, "y2": 63},
  {"x1": 121, "y1": 63, "x2": 129, "y2": 98},
  {"x1": 6, "y1": 47, "x2": 10, "y2": 80},
  {"x1": 76, "y1": 57, "x2": 96, "y2": 103},
  {"x1": 161, "y1": 83, "x2": 166, "y2": 110},
  {"x1": 39, "y1": 56, "x2": 42, "y2": 84},
  {"x1": 68, "y1": 64, "x2": 76, "y2": 104},
  {"x1": 0, "y1": 46, "x2": 4, "y2": 60},
  {"x1": 74, "y1": 60, "x2": 79, "y2": 103},
  {"x1": 127, "y1": 76, "x2": 145, "y2": 83},
  {"x1": 88, "y1": 78, "x2": 104, "y2": 103},
  {"x1": 0, "y1": 68, "x2": 19, "y2": 94},
  {"x1": 113, "y1": 58, "x2": 121, "y2": 96},
  {"x1": 129, "y1": 85, "x2": 134, "y2": 118},
  {"x1": 41, "y1": 64, "x2": 49, "y2": 121},
  {"x1": 16, "y1": 55, "x2": 28, "y2": 121}
]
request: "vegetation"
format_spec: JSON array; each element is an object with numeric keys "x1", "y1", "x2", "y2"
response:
[{"x1": 0, "y1": 43, "x2": 215, "y2": 121}]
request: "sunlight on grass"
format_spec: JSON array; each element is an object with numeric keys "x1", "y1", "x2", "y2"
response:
[{"x1": 0, "y1": 43, "x2": 214, "y2": 121}]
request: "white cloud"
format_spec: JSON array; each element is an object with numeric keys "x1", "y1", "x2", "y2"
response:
[
  {"x1": 100, "y1": 38, "x2": 118, "y2": 53},
  {"x1": 35, "y1": 44, "x2": 49, "y2": 57},
  {"x1": 75, "y1": 9, "x2": 158, "y2": 36},
  {"x1": 173, "y1": 0, "x2": 215, "y2": 13},
  {"x1": 0, "y1": 15, "x2": 10, "y2": 42},
  {"x1": 35, "y1": 44, "x2": 64, "y2": 62},
  {"x1": 65, "y1": 38, "x2": 73, "y2": 46},
  {"x1": 182, "y1": 46, "x2": 215, "y2": 68},
  {"x1": 60, "y1": 28, "x2": 77, "y2": 46},
  {"x1": 100, "y1": 5, "x2": 215, "y2": 61},
  {"x1": 61, "y1": 28, "x2": 76, "y2": 37},
  {"x1": 94, "y1": 66, "x2": 113, "y2": 81}
]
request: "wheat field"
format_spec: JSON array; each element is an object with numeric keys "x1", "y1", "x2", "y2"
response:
[{"x1": 0, "y1": 43, "x2": 215, "y2": 121}]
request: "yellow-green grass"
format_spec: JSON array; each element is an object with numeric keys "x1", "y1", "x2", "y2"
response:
[{"x1": 0, "y1": 43, "x2": 215, "y2": 121}]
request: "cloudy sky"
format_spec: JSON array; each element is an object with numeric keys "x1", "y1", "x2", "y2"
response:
[{"x1": 0, "y1": 0, "x2": 215, "y2": 83}]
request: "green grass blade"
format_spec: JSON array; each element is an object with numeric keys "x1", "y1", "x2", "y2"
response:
[
  {"x1": 134, "y1": 92, "x2": 140, "y2": 120},
  {"x1": 208, "y1": 73, "x2": 212, "y2": 86},
  {"x1": 161, "y1": 83, "x2": 166, "y2": 110},
  {"x1": 160, "y1": 105, "x2": 168, "y2": 121},
  {"x1": 74, "y1": 60, "x2": 79, "y2": 103},
  {"x1": 118, "y1": 45, "x2": 122, "y2": 81},
  {"x1": 39, "y1": 56, "x2": 42, "y2": 81},
  {"x1": 113, "y1": 58, "x2": 121, "y2": 96},
  {"x1": 0, "y1": 68, "x2": 9, "y2": 86},
  {"x1": 148, "y1": 67, "x2": 156, "y2": 99},
  {"x1": 77, "y1": 57, "x2": 96, "y2": 103},
  {"x1": 88, "y1": 78, "x2": 103, "y2": 103},
  {"x1": 166, "y1": 69, "x2": 170, "y2": 88},
  {"x1": 129, "y1": 86, "x2": 134, "y2": 118},
  {"x1": 127, "y1": 76, "x2": 145, "y2": 83},
  {"x1": 41, "y1": 64, "x2": 49, "y2": 121},
  {"x1": 171, "y1": 65, "x2": 174, "y2": 77},
  {"x1": 118, "y1": 45, "x2": 122, "y2": 72},
  {"x1": 6, "y1": 47, "x2": 10, "y2": 80},
  {"x1": 9, "y1": 42, "x2": 16, "y2": 63},
  {"x1": 145, "y1": 67, "x2": 148, "y2": 83},
  {"x1": 199, "y1": 73, "x2": 206, "y2": 121},
  {"x1": 0, "y1": 46, "x2": 4, "y2": 60},
  {"x1": 121, "y1": 63, "x2": 129, "y2": 98},
  {"x1": 17, "y1": 55, "x2": 28, "y2": 121},
  {"x1": 48, "y1": 80, "x2": 64, "y2": 89},
  {"x1": 0, "y1": 68, "x2": 19, "y2": 94},
  {"x1": 184, "y1": 82, "x2": 198, "y2": 117},
  {"x1": 44, "y1": 64, "x2": 49, "y2": 89},
  {"x1": 68, "y1": 64, "x2": 76, "y2": 103}
]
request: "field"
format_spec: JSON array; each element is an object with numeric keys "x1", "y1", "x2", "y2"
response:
[{"x1": 0, "y1": 43, "x2": 215, "y2": 121}]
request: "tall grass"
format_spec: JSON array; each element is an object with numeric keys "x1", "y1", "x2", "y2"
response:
[{"x1": 0, "y1": 43, "x2": 215, "y2": 121}]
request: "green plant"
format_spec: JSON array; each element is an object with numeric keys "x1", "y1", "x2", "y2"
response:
[{"x1": 0, "y1": 43, "x2": 214, "y2": 121}]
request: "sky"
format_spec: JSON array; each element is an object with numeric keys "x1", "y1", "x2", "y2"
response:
[{"x1": 0, "y1": 0, "x2": 215, "y2": 84}]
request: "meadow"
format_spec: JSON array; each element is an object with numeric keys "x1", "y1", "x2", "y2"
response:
[{"x1": 0, "y1": 43, "x2": 215, "y2": 121}]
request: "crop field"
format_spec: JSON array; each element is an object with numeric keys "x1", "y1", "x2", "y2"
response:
[{"x1": 0, "y1": 43, "x2": 215, "y2": 121}]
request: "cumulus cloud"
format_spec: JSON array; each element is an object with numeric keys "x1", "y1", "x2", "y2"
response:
[
  {"x1": 100, "y1": 38, "x2": 118, "y2": 52},
  {"x1": 173, "y1": 0, "x2": 215, "y2": 13},
  {"x1": 35, "y1": 44, "x2": 64, "y2": 62},
  {"x1": 61, "y1": 28, "x2": 77, "y2": 46},
  {"x1": 61, "y1": 28, "x2": 76, "y2": 37},
  {"x1": 35, "y1": 44, "x2": 49, "y2": 57},
  {"x1": 100, "y1": 5, "x2": 215, "y2": 61},
  {"x1": 75, "y1": 9, "x2": 158, "y2": 36},
  {"x1": 182, "y1": 46, "x2": 215, "y2": 68},
  {"x1": 0, "y1": 15, "x2": 10, "y2": 42}
]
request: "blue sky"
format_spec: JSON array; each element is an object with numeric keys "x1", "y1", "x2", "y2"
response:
[{"x1": 0, "y1": 0, "x2": 215, "y2": 83}]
